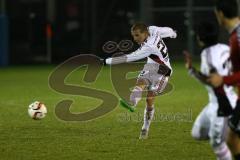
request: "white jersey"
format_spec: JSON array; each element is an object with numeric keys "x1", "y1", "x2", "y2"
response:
[
  {"x1": 200, "y1": 43, "x2": 237, "y2": 106},
  {"x1": 106, "y1": 26, "x2": 177, "y2": 71}
]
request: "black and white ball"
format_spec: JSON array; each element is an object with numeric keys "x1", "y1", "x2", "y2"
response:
[{"x1": 28, "y1": 101, "x2": 47, "y2": 120}]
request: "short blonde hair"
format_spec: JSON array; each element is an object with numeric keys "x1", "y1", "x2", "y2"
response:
[{"x1": 131, "y1": 22, "x2": 148, "y2": 33}]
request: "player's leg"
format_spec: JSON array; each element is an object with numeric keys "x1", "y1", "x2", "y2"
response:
[
  {"x1": 209, "y1": 116, "x2": 232, "y2": 160},
  {"x1": 120, "y1": 78, "x2": 148, "y2": 112},
  {"x1": 227, "y1": 130, "x2": 240, "y2": 160},
  {"x1": 139, "y1": 91, "x2": 155, "y2": 139},
  {"x1": 191, "y1": 105, "x2": 210, "y2": 140},
  {"x1": 130, "y1": 78, "x2": 147, "y2": 106},
  {"x1": 227, "y1": 100, "x2": 240, "y2": 160},
  {"x1": 222, "y1": 84, "x2": 239, "y2": 159},
  {"x1": 139, "y1": 75, "x2": 168, "y2": 139},
  {"x1": 227, "y1": 130, "x2": 240, "y2": 159}
]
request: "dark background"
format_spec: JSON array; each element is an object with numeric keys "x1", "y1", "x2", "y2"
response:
[{"x1": 0, "y1": 0, "x2": 234, "y2": 65}]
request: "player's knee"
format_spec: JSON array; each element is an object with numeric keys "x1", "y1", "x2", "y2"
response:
[
  {"x1": 226, "y1": 131, "x2": 239, "y2": 152},
  {"x1": 146, "y1": 93, "x2": 154, "y2": 104},
  {"x1": 146, "y1": 97, "x2": 154, "y2": 107},
  {"x1": 191, "y1": 127, "x2": 201, "y2": 140},
  {"x1": 137, "y1": 79, "x2": 147, "y2": 86}
]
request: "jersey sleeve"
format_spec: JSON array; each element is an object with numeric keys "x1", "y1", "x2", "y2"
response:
[
  {"x1": 157, "y1": 27, "x2": 177, "y2": 39},
  {"x1": 200, "y1": 51, "x2": 209, "y2": 75},
  {"x1": 105, "y1": 45, "x2": 152, "y2": 65},
  {"x1": 223, "y1": 29, "x2": 240, "y2": 85},
  {"x1": 223, "y1": 72, "x2": 240, "y2": 85}
]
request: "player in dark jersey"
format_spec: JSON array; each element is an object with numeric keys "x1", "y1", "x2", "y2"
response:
[{"x1": 208, "y1": 0, "x2": 240, "y2": 159}]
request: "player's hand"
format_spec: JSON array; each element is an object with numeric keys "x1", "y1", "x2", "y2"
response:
[
  {"x1": 100, "y1": 58, "x2": 106, "y2": 65},
  {"x1": 207, "y1": 73, "x2": 223, "y2": 87},
  {"x1": 183, "y1": 50, "x2": 192, "y2": 69},
  {"x1": 171, "y1": 30, "x2": 177, "y2": 38}
]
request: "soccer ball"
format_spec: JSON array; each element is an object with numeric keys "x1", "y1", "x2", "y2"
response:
[{"x1": 28, "y1": 101, "x2": 47, "y2": 120}]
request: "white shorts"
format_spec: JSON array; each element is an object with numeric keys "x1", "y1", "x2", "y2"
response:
[
  {"x1": 138, "y1": 63, "x2": 169, "y2": 95},
  {"x1": 191, "y1": 102, "x2": 228, "y2": 146}
]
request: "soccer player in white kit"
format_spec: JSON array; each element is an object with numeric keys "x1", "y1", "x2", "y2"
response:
[
  {"x1": 103, "y1": 22, "x2": 177, "y2": 139},
  {"x1": 184, "y1": 21, "x2": 237, "y2": 160}
]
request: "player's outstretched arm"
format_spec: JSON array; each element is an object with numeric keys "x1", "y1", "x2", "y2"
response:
[
  {"x1": 189, "y1": 68, "x2": 211, "y2": 85},
  {"x1": 183, "y1": 50, "x2": 210, "y2": 85},
  {"x1": 105, "y1": 46, "x2": 151, "y2": 65},
  {"x1": 183, "y1": 50, "x2": 192, "y2": 69}
]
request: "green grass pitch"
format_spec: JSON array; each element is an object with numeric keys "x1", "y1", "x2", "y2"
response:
[{"x1": 0, "y1": 61, "x2": 215, "y2": 160}]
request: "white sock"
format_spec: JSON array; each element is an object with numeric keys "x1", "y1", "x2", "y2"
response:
[
  {"x1": 213, "y1": 142, "x2": 232, "y2": 160},
  {"x1": 142, "y1": 106, "x2": 155, "y2": 131},
  {"x1": 130, "y1": 86, "x2": 143, "y2": 106}
]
